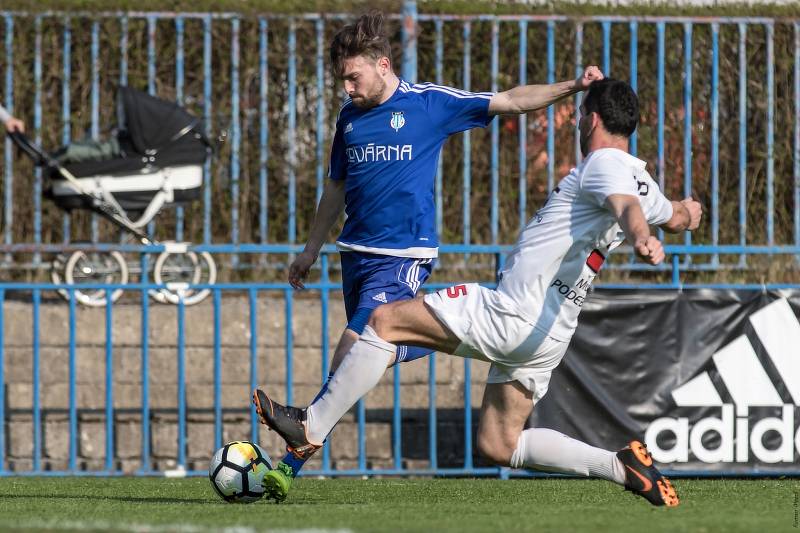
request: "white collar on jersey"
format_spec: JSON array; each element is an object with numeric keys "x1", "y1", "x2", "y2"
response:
[{"x1": 586, "y1": 147, "x2": 647, "y2": 170}]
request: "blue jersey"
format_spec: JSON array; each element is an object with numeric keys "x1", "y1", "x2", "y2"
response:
[{"x1": 328, "y1": 79, "x2": 494, "y2": 258}]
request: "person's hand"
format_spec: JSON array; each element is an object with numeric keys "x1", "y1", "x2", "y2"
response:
[
  {"x1": 680, "y1": 197, "x2": 703, "y2": 231},
  {"x1": 574, "y1": 66, "x2": 604, "y2": 91},
  {"x1": 4, "y1": 117, "x2": 24, "y2": 133},
  {"x1": 634, "y1": 236, "x2": 665, "y2": 265},
  {"x1": 288, "y1": 250, "x2": 318, "y2": 289}
]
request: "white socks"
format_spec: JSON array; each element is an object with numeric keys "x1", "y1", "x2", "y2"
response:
[
  {"x1": 304, "y1": 328, "x2": 627, "y2": 487},
  {"x1": 305, "y1": 325, "x2": 395, "y2": 444},
  {"x1": 510, "y1": 428, "x2": 627, "y2": 485}
]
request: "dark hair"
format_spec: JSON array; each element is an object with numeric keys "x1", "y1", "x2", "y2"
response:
[
  {"x1": 582, "y1": 78, "x2": 639, "y2": 137},
  {"x1": 330, "y1": 11, "x2": 393, "y2": 78}
]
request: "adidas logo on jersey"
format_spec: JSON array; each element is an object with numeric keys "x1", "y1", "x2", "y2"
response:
[
  {"x1": 644, "y1": 298, "x2": 800, "y2": 464},
  {"x1": 344, "y1": 122, "x2": 353, "y2": 134},
  {"x1": 372, "y1": 292, "x2": 388, "y2": 304}
]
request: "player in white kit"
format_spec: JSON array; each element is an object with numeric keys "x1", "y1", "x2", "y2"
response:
[{"x1": 254, "y1": 79, "x2": 702, "y2": 507}]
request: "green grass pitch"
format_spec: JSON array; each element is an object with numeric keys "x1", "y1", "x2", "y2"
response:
[{"x1": 0, "y1": 477, "x2": 797, "y2": 532}]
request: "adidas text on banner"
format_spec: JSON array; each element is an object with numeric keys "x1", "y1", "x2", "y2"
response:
[{"x1": 645, "y1": 298, "x2": 800, "y2": 465}]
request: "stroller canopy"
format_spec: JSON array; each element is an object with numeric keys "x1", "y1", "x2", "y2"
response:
[
  {"x1": 9, "y1": 87, "x2": 210, "y2": 227},
  {"x1": 56, "y1": 86, "x2": 210, "y2": 179},
  {"x1": 120, "y1": 86, "x2": 210, "y2": 156}
]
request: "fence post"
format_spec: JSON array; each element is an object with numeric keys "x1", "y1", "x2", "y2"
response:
[
  {"x1": 4, "y1": 16, "x2": 13, "y2": 261},
  {"x1": 402, "y1": 0, "x2": 418, "y2": 83},
  {"x1": 0, "y1": 289, "x2": 4, "y2": 473}
]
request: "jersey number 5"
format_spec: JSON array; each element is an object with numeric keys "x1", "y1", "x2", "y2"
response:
[{"x1": 446, "y1": 285, "x2": 467, "y2": 298}]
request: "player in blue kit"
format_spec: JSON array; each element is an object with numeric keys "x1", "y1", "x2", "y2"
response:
[{"x1": 259, "y1": 10, "x2": 604, "y2": 501}]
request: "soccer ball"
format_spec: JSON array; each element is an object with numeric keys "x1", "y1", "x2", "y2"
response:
[{"x1": 208, "y1": 440, "x2": 273, "y2": 503}]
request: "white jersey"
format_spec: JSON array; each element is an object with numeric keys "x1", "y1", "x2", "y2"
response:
[{"x1": 496, "y1": 148, "x2": 673, "y2": 342}]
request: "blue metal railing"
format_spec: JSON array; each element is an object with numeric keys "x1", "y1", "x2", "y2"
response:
[
  {"x1": 3, "y1": 16, "x2": 13, "y2": 259},
  {"x1": 1, "y1": 245, "x2": 800, "y2": 478},
  {"x1": 0, "y1": 11, "x2": 797, "y2": 270},
  {"x1": 104, "y1": 289, "x2": 114, "y2": 472},
  {"x1": 0, "y1": 288, "x2": 4, "y2": 473}
]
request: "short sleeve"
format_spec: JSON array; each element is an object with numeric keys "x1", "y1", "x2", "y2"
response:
[
  {"x1": 581, "y1": 155, "x2": 640, "y2": 206},
  {"x1": 635, "y1": 169, "x2": 674, "y2": 226},
  {"x1": 582, "y1": 155, "x2": 674, "y2": 226},
  {"x1": 421, "y1": 84, "x2": 494, "y2": 136},
  {"x1": 327, "y1": 122, "x2": 347, "y2": 181}
]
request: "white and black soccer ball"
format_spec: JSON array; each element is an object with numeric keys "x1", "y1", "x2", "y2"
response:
[{"x1": 208, "y1": 440, "x2": 273, "y2": 503}]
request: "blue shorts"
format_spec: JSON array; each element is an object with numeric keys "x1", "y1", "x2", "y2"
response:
[{"x1": 340, "y1": 251, "x2": 435, "y2": 324}]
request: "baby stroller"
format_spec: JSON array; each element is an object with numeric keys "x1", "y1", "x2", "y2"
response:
[{"x1": 10, "y1": 86, "x2": 217, "y2": 307}]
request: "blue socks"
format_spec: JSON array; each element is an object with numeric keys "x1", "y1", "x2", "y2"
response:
[
  {"x1": 395, "y1": 345, "x2": 434, "y2": 363},
  {"x1": 281, "y1": 452, "x2": 308, "y2": 477}
]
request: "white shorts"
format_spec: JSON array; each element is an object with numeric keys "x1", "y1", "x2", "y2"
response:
[{"x1": 424, "y1": 283, "x2": 569, "y2": 402}]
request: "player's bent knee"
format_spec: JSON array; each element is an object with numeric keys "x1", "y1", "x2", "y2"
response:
[
  {"x1": 476, "y1": 431, "x2": 514, "y2": 467},
  {"x1": 368, "y1": 304, "x2": 395, "y2": 339}
]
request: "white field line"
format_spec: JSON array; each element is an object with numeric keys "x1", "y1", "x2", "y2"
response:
[{"x1": 0, "y1": 520, "x2": 353, "y2": 533}]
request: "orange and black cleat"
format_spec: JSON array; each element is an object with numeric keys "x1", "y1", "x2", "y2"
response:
[
  {"x1": 252, "y1": 388, "x2": 321, "y2": 460},
  {"x1": 617, "y1": 440, "x2": 680, "y2": 507}
]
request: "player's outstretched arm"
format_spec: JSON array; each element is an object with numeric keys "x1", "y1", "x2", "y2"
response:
[
  {"x1": 487, "y1": 65, "x2": 603, "y2": 116},
  {"x1": 605, "y1": 193, "x2": 665, "y2": 266},
  {"x1": 660, "y1": 197, "x2": 703, "y2": 234},
  {"x1": 288, "y1": 178, "x2": 346, "y2": 289}
]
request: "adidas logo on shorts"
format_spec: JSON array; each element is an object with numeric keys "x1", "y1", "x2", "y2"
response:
[{"x1": 372, "y1": 292, "x2": 388, "y2": 304}]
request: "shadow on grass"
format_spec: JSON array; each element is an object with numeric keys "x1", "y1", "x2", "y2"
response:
[
  {"x1": 0, "y1": 493, "x2": 321, "y2": 506},
  {"x1": 0, "y1": 493, "x2": 217, "y2": 505}
]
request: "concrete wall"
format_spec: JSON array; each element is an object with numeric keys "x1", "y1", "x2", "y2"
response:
[{"x1": 2, "y1": 292, "x2": 491, "y2": 473}]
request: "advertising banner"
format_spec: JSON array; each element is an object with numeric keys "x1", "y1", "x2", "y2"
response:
[{"x1": 534, "y1": 289, "x2": 800, "y2": 473}]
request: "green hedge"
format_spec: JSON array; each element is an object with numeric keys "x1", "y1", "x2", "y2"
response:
[{"x1": 1, "y1": 0, "x2": 798, "y2": 17}]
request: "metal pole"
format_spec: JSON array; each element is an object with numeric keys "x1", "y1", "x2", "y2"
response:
[{"x1": 402, "y1": 0, "x2": 418, "y2": 83}]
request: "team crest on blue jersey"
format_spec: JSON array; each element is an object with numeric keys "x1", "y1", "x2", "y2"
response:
[{"x1": 390, "y1": 111, "x2": 405, "y2": 132}]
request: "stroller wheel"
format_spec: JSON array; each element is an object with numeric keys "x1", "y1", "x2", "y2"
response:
[
  {"x1": 50, "y1": 253, "x2": 67, "y2": 282},
  {"x1": 51, "y1": 253, "x2": 71, "y2": 301},
  {"x1": 152, "y1": 249, "x2": 217, "y2": 306},
  {"x1": 63, "y1": 250, "x2": 128, "y2": 307}
]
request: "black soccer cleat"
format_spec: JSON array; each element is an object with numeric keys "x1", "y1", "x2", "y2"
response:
[
  {"x1": 617, "y1": 440, "x2": 680, "y2": 507},
  {"x1": 252, "y1": 388, "x2": 321, "y2": 460}
]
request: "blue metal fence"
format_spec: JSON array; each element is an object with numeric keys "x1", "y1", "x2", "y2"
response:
[
  {"x1": 0, "y1": 10, "x2": 797, "y2": 264},
  {"x1": 0, "y1": 6, "x2": 799, "y2": 477},
  {"x1": 1, "y1": 245, "x2": 800, "y2": 478}
]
